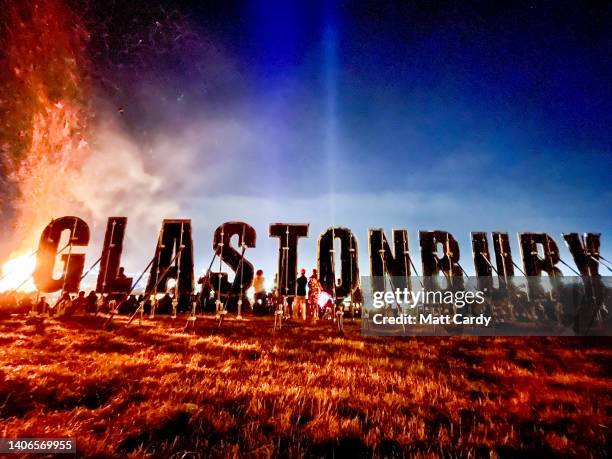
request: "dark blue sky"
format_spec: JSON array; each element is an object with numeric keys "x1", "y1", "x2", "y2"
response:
[{"x1": 91, "y1": 0, "x2": 611, "y2": 277}]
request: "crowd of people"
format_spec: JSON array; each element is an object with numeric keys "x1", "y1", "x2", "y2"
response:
[
  {"x1": 0, "y1": 267, "x2": 363, "y2": 323},
  {"x1": 0, "y1": 270, "x2": 608, "y2": 335},
  {"x1": 217, "y1": 267, "x2": 361, "y2": 321}
]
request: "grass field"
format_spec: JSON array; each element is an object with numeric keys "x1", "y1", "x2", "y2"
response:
[{"x1": 0, "y1": 314, "x2": 610, "y2": 458}]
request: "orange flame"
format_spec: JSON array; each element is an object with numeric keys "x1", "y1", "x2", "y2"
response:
[{"x1": 1, "y1": 0, "x2": 90, "y2": 291}]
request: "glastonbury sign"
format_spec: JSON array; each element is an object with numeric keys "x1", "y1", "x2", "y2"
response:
[{"x1": 28, "y1": 216, "x2": 611, "y2": 336}]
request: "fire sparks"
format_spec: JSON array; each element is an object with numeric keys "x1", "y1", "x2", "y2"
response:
[
  {"x1": 0, "y1": 0, "x2": 91, "y2": 289},
  {"x1": 0, "y1": 0, "x2": 190, "y2": 293}
]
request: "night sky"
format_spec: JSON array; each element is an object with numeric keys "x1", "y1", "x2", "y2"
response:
[{"x1": 78, "y1": 0, "x2": 612, "y2": 279}]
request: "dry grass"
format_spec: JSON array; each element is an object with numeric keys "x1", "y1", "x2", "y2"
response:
[{"x1": 0, "y1": 314, "x2": 610, "y2": 458}]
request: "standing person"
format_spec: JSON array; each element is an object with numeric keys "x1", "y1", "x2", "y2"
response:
[
  {"x1": 253, "y1": 269, "x2": 267, "y2": 308},
  {"x1": 295, "y1": 269, "x2": 308, "y2": 320},
  {"x1": 197, "y1": 273, "x2": 213, "y2": 311},
  {"x1": 308, "y1": 269, "x2": 321, "y2": 321}
]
